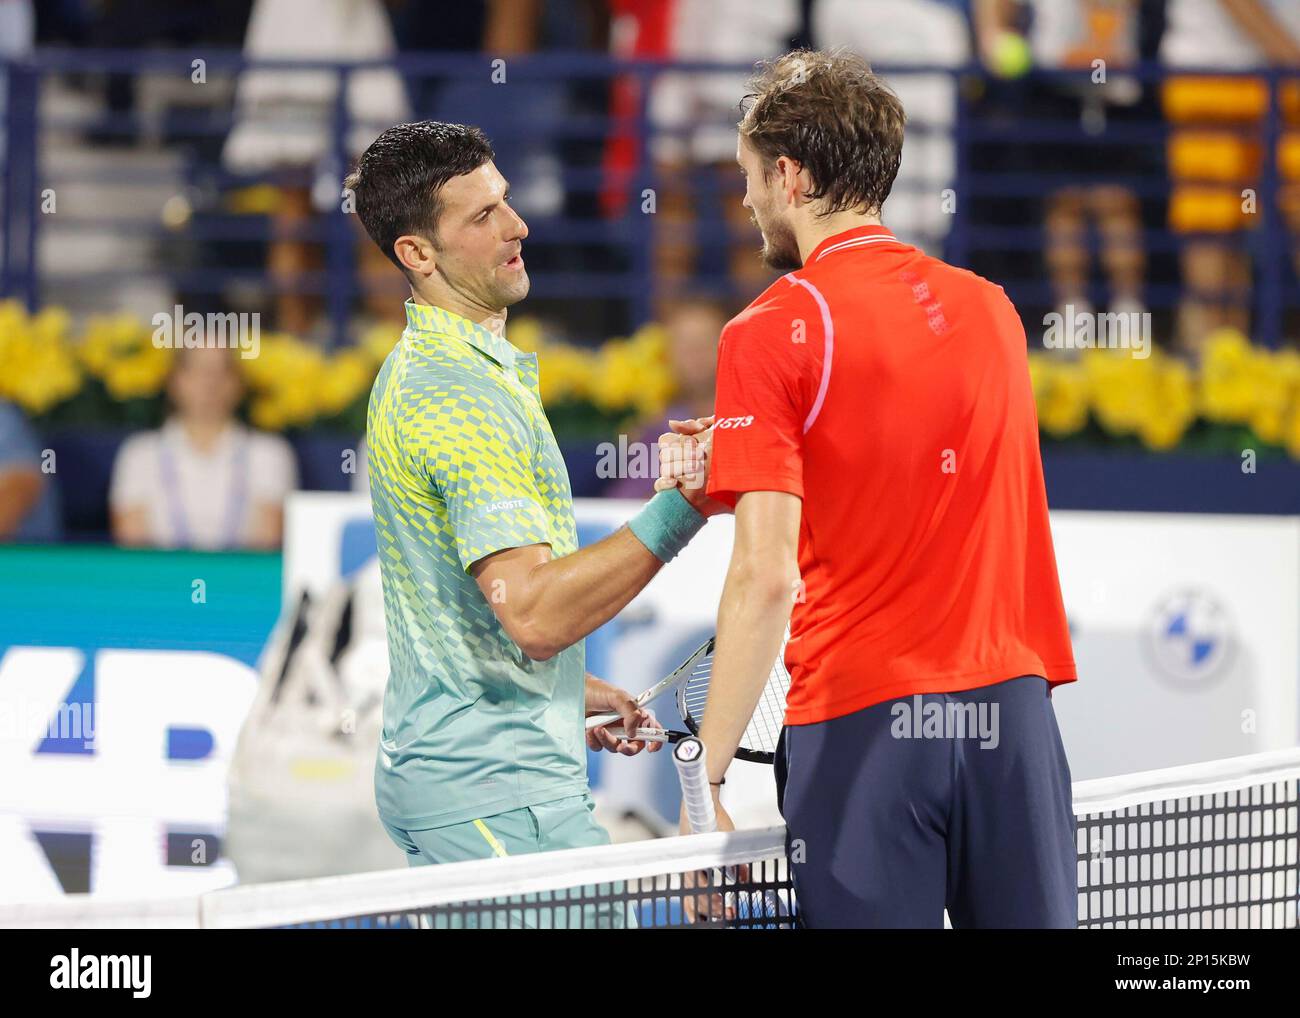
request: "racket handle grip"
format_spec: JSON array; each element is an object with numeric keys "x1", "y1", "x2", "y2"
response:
[{"x1": 673, "y1": 737, "x2": 717, "y2": 834}]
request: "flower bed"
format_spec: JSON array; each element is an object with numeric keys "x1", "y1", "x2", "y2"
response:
[
  {"x1": 2, "y1": 302, "x2": 1298, "y2": 460},
  {"x1": 0, "y1": 302, "x2": 674, "y2": 441}
]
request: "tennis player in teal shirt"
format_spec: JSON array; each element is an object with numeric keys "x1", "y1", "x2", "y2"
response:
[{"x1": 346, "y1": 122, "x2": 724, "y2": 872}]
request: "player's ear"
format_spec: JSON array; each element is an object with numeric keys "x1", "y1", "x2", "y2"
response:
[
  {"x1": 778, "y1": 156, "x2": 806, "y2": 207},
  {"x1": 394, "y1": 233, "x2": 437, "y2": 277},
  {"x1": 795, "y1": 164, "x2": 816, "y2": 208}
]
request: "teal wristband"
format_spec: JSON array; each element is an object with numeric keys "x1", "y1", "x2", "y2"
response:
[{"x1": 627, "y1": 488, "x2": 706, "y2": 563}]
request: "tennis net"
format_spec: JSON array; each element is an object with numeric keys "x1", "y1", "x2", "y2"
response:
[
  {"x1": 1073, "y1": 748, "x2": 1298, "y2": 928},
  {"x1": 205, "y1": 826, "x2": 795, "y2": 929},
  {"x1": 1, "y1": 749, "x2": 1296, "y2": 929}
]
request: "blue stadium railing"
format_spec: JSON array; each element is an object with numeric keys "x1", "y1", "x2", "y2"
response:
[{"x1": 2, "y1": 50, "x2": 1298, "y2": 346}]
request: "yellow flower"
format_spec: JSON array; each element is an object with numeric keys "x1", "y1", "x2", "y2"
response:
[
  {"x1": 360, "y1": 321, "x2": 402, "y2": 366},
  {"x1": 1084, "y1": 349, "x2": 1146, "y2": 435},
  {"x1": 1199, "y1": 327, "x2": 1257, "y2": 424},
  {"x1": 10, "y1": 299, "x2": 1300, "y2": 461},
  {"x1": 319, "y1": 350, "x2": 374, "y2": 415},
  {"x1": 1073, "y1": 346, "x2": 1198, "y2": 451},
  {"x1": 1138, "y1": 357, "x2": 1196, "y2": 450},
  {"x1": 1284, "y1": 405, "x2": 1300, "y2": 459},
  {"x1": 0, "y1": 300, "x2": 83, "y2": 414},
  {"x1": 506, "y1": 316, "x2": 545, "y2": 354},
  {"x1": 585, "y1": 327, "x2": 676, "y2": 419},
  {"x1": 1029, "y1": 355, "x2": 1089, "y2": 437},
  {"x1": 278, "y1": 372, "x2": 325, "y2": 427},
  {"x1": 76, "y1": 312, "x2": 174, "y2": 401},
  {"x1": 591, "y1": 338, "x2": 642, "y2": 413},
  {"x1": 79, "y1": 313, "x2": 152, "y2": 376},
  {"x1": 31, "y1": 306, "x2": 73, "y2": 345},
  {"x1": 237, "y1": 333, "x2": 329, "y2": 428},
  {"x1": 249, "y1": 395, "x2": 289, "y2": 432},
  {"x1": 537, "y1": 344, "x2": 595, "y2": 405},
  {"x1": 0, "y1": 299, "x2": 26, "y2": 339},
  {"x1": 1255, "y1": 349, "x2": 1300, "y2": 446},
  {"x1": 625, "y1": 324, "x2": 675, "y2": 417}
]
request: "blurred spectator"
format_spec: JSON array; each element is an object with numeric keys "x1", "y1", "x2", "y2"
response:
[
  {"x1": 84, "y1": 0, "x2": 252, "y2": 147},
  {"x1": 0, "y1": 401, "x2": 61, "y2": 543},
  {"x1": 386, "y1": 2, "x2": 620, "y2": 332},
  {"x1": 223, "y1": 0, "x2": 409, "y2": 338},
  {"x1": 412, "y1": 0, "x2": 559, "y2": 216},
  {"x1": 605, "y1": 296, "x2": 725, "y2": 499},
  {"x1": 109, "y1": 348, "x2": 298, "y2": 549},
  {"x1": 383, "y1": 0, "x2": 564, "y2": 319},
  {"x1": 605, "y1": 0, "x2": 801, "y2": 311},
  {"x1": 813, "y1": 0, "x2": 971, "y2": 253},
  {"x1": 1161, "y1": 0, "x2": 1300, "y2": 347},
  {"x1": 975, "y1": 0, "x2": 1149, "y2": 332}
]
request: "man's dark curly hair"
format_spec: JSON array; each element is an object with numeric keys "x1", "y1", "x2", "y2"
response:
[{"x1": 738, "y1": 49, "x2": 906, "y2": 218}]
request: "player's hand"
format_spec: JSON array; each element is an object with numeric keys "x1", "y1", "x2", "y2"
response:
[
  {"x1": 656, "y1": 416, "x2": 728, "y2": 516},
  {"x1": 677, "y1": 788, "x2": 735, "y2": 835},
  {"x1": 584, "y1": 678, "x2": 663, "y2": 755},
  {"x1": 679, "y1": 791, "x2": 745, "y2": 923},
  {"x1": 656, "y1": 416, "x2": 711, "y2": 493}
]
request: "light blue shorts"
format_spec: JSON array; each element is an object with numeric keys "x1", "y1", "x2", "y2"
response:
[{"x1": 380, "y1": 793, "x2": 630, "y2": 928}]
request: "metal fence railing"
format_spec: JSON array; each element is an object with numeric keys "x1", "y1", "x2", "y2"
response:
[{"x1": 2, "y1": 50, "x2": 1298, "y2": 347}]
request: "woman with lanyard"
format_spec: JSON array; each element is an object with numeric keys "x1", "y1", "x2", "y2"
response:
[{"x1": 110, "y1": 347, "x2": 298, "y2": 550}]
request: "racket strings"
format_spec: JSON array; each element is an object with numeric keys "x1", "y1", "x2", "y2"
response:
[
  {"x1": 748, "y1": 657, "x2": 791, "y2": 754},
  {"x1": 677, "y1": 647, "x2": 791, "y2": 757}
]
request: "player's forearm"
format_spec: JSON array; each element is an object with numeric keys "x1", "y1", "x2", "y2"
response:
[
  {"x1": 487, "y1": 489, "x2": 706, "y2": 659},
  {"x1": 698, "y1": 558, "x2": 796, "y2": 781},
  {"x1": 512, "y1": 526, "x2": 663, "y2": 658}
]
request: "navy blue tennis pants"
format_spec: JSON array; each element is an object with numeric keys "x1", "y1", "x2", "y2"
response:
[{"x1": 774, "y1": 675, "x2": 1076, "y2": 929}]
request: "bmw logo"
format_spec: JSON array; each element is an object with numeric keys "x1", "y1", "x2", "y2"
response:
[{"x1": 1142, "y1": 590, "x2": 1234, "y2": 687}]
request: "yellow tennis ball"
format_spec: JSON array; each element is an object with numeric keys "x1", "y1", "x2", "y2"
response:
[{"x1": 992, "y1": 31, "x2": 1032, "y2": 79}]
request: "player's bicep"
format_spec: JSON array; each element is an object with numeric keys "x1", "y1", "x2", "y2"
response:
[
  {"x1": 732, "y1": 490, "x2": 802, "y2": 572},
  {"x1": 469, "y1": 543, "x2": 555, "y2": 658},
  {"x1": 707, "y1": 321, "x2": 811, "y2": 506}
]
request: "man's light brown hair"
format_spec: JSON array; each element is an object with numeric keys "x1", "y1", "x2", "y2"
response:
[{"x1": 738, "y1": 49, "x2": 906, "y2": 218}]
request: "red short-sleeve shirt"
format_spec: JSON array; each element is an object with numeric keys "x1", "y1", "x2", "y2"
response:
[{"x1": 707, "y1": 226, "x2": 1077, "y2": 725}]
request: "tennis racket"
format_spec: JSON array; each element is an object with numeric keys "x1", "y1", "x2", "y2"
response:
[
  {"x1": 584, "y1": 633, "x2": 791, "y2": 764},
  {"x1": 672, "y1": 736, "x2": 791, "y2": 925}
]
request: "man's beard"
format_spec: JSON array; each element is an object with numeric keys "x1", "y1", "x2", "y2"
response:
[
  {"x1": 436, "y1": 262, "x2": 530, "y2": 310},
  {"x1": 493, "y1": 268, "x2": 530, "y2": 308},
  {"x1": 755, "y1": 212, "x2": 801, "y2": 271}
]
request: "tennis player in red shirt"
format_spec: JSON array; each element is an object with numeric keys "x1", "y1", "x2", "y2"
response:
[{"x1": 661, "y1": 50, "x2": 1079, "y2": 928}]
